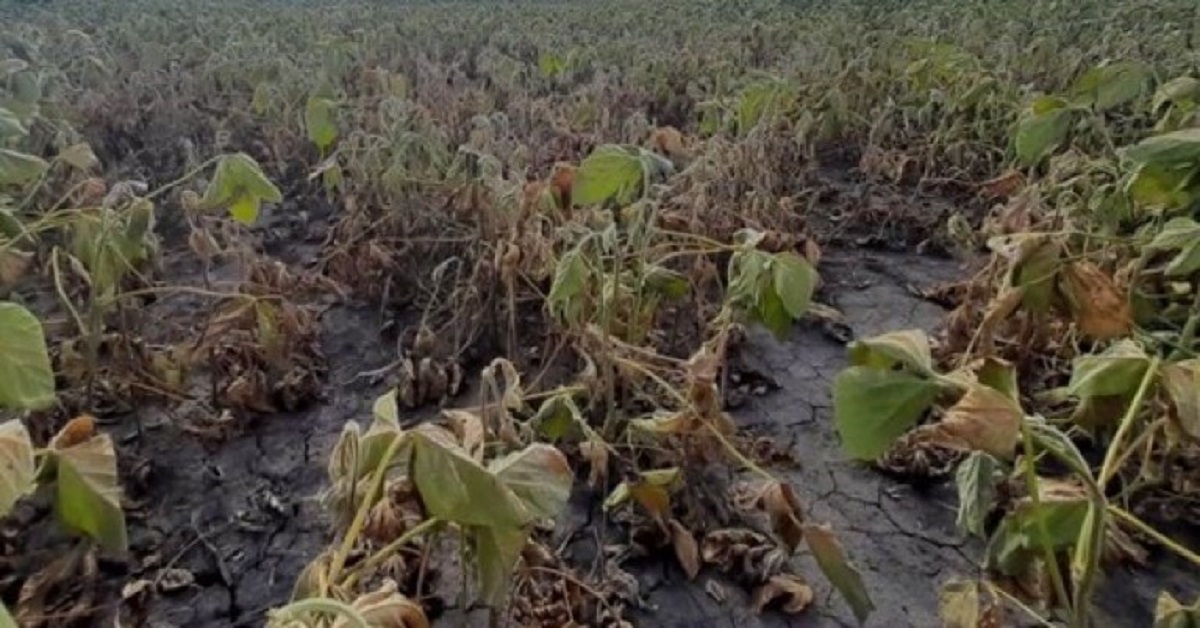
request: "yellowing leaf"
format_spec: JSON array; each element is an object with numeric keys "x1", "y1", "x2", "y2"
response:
[
  {"x1": 572, "y1": 145, "x2": 643, "y2": 206},
  {"x1": 918, "y1": 384, "x2": 1021, "y2": 459},
  {"x1": 0, "y1": 302, "x2": 55, "y2": 410},
  {"x1": 488, "y1": 444, "x2": 573, "y2": 521},
  {"x1": 848, "y1": 329, "x2": 935, "y2": 376},
  {"x1": 201, "y1": 153, "x2": 282, "y2": 224},
  {"x1": 939, "y1": 579, "x2": 981, "y2": 628},
  {"x1": 0, "y1": 420, "x2": 35, "y2": 517},
  {"x1": 229, "y1": 195, "x2": 261, "y2": 226},
  {"x1": 54, "y1": 433, "x2": 128, "y2": 553},
  {"x1": 57, "y1": 142, "x2": 99, "y2": 172},
  {"x1": 803, "y1": 523, "x2": 873, "y2": 623},
  {"x1": 305, "y1": 96, "x2": 339, "y2": 151}
]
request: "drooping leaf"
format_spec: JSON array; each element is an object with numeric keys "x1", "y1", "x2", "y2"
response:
[
  {"x1": 833, "y1": 366, "x2": 940, "y2": 460},
  {"x1": 304, "y1": 96, "x2": 339, "y2": 152},
  {"x1": 954, "y1": 451, "x2": 1005, "y2": 538},
  {"x1": 1015, "y1": 107, "x2": 1072, "y2": 166},
  {"x1": 1125, "y1": 162, "x2": 1197, "y2": 213},
  {"x1": 57, "y1": 142, "x2": 99, "y2": 172},
  {"x1": 754, "y1": 282, "x2": 792, "y2": 338},
  {"x1": 0, "y1": 302, "x2": 55, "y2": 410},
  {"x1": 1155, "y1": 592, "x2": 1200, "y2": 628},
  {"x1": 1072, "y1": 62, "x2": 1149, "y2": 111},
  {"x1": 668, "y1": 519, "x2": 701, "y2": 580},
  {"x1": 547, "y1": 248, "x2": 588, "y2": 313},
  {"x1": 488, "y1": 444, "x2": 573, "y2": 521},
  {"x1": 229, "y1": 195, "x2": 260, "y2": 225},
  {"x1": 0, "y1": 420, "x2": 35, "y2": 518},
  {"x1": 1148, "y1": 218, "x2": 1200, "y2": 277},
  {"x1": 1154, "y1": 77, "x2": 1200, "y2": 112},
  {"x1": 410, "y1": 428, "x2": 529, "y2": 529},
  {"x1": 771, "y1": 252, "x2": 817, "y2": 319},
  {"x1": 803, "y1": 523, "x2": 873, "y2": 624},
  {"x1": 0, "y1": 601, "x2": 15, "y2": 628},
  {"x1": 751, "y1": 574, "x2": 814, "y2": 615},
  {"x1": 201, "y1": 153, "x2": 282, "y2": 226},
  {"x1": 54, "y1": 433, "x2": 127, "y2": 553},
  {"x1": 529, "y1": 393, "x2": 581, "y2": 440},
  {"x1": 644, "y1": 265, "x2": 690, "y2": 299},
  {"x1": 1012, "y1": 237, "x2": 1062, "y2": 314},
  {"x1": 985, "y1": 479, "x2": 1089, "y2": 575},
  {"x1": 0, "y1": 149, "x2": 48, "y2": 187},
  {"x1": 471, "y1": 524, "x2": 529, "y2": 607},
  {"x1": 572, "y1": 145, "x2": 643, "y2": 206},
  {"x1": 1059, "y1": 261, "x2": 1132, "y2": 341},
  {"x1": 1124, "y1": 128, "x2": 1200, "y2": 166},
  {"x1": 1162, "y1": 360, "x2": 1200, "y2": 439},
  {"x1": 1068, "y1": 340, "x2": 1152, "y2": 399},
  {"x1": 847, "y1": 329, "x2": 935, "y2": 376},
  {"x1": 973, "y1": 357, "x2": 1020, "y2": 402}
]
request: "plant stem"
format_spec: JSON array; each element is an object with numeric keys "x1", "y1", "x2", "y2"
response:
[
  {"x1": 1019, "y1": 419, "x2": 1073, "y2": 621},
  {"x1": 1107, "y1": 505, "x2": 1200, "y2": 566},
  {"x1": 1097, "y1": 357, "x2": 1160, "y2": 488},
  {"x1": 268, "y1": 597, "x2": 369, "y2": 628},
  {"x1": 341, "y1": 517, "x2": 443, "y2": 589},
  {"x1": 325, "y1": 433, "x2": 407, "y2": 594}
]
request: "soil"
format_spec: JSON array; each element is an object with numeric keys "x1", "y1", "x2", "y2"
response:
[{"x1": 3, "y1": 180, "x2": 1197, "y2": 628}]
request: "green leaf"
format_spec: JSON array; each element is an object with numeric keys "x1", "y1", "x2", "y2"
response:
[
  {"x1": 1154, "y1": 77, "x2": 1200, "y2": 112},
  {"x1": 755, "y1": 282, "x2": 791, "y2": 339},
  {"x1": 1072, "y1": 62, "x2": 1148, "y2": 111},
  {"x1": 1068, "y1": 340, "x2": 1151, "y2": 399},
  {"x1": 1012, "y1": 238, "x2": 1062, "y2": 314},
  {"x1": 954, "y1": 451, "x2": 1004, "y2": 538},
  {"x1": 489, "y1": 443, "x2": 573, "y2": 520},
  {"x1": 975, "y1": 357, "x2": 1020, "y2": 402},
  {"x1": 848, "y1": 329, "x2": 935, "y2": 376},
  {"x1": 644, "y1": 266, "x2": 690, "y2": 299},
  {"x1": 1148, "y1": 218, "x2": 1200, "y2": 277},
  {"x1": 547, "y1": 248, "x2": 589, "y2": 316},
  {"x1": 803, "y1": 523, "x2": 874, "y2": 623},
  {"x1": 305, "y1": 97, "x2": 338, "y2": 152},
  {"x1": 0, "y1": 149, "x2": 48, "y2": 187},
  {"x1": 0, "y1": 601, "x2": 15, "y2": 628},
  {"x1": 229, "y1": 195, "x2": 261, "y2": 226},
  {"x1": 0, "y1": 107, "x2": 26, "y2": 140},
  {"x1": 1125, "y1": 162, "x2": 1197, "y2": 212},
  {"x1": 985, "y1": 482, "x2": 1088, "y2": 576},
  {"x1": 0, "y1": 302, "x2": 55, "y2": 410},
  {"x1": 833, "y1": 366, "x2": 941, "y2": 460},
  {"x1": 1015, "y1": 107, "x2": 1073, "y2": 166},
  {"x1": 1124, "y1": 129, "x2": 1200, "y2": 166},
  {"x1": 471, "y1": 525, "x2": 529, "y2": 607},
  {"x1": 54, "y1": 433, "x2": 128, "y2": 553},
  {"x1": 530, "y1": 394, "x2": 581, "y2": 440},
  {"x1": 572, "y1": 145, "x2": 643, "y2": 206},
  {"x1": 410, "y1": 429, "x2": 528, "y2": 528},
  {"x1": 771, "y1": 252, "x2": 816, "y2": 319},
  {"x1": 0, "y1": 420, "x2": 35, "y2": 518}
]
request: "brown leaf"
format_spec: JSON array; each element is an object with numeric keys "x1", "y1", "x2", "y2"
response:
[
  {"x1": 758, "y1": 480, "x2": 805, "y2": 553},
  {"x1": 0, "y1": 248, "x2": 33, "y2": 287},
  {"x1": 549, "y1": 163, "x2": 576, "y2": 210},
  {"x1": 649, "y1": 126, "x2": 689, "y2": 159},
  {"x1": 977, "y1": 286, "x2": 1025, "y2": 354},
  {"x1": 1162, "y1": 360, "x2": 1200, "y2": 440},
  {"x1": 1061, "y1": 261, "x2": 1132, "y2": 340},
  {"x1": 668, "y1": 518, "x2": 701, "y2": 580},
  {"x1": 915, "y1": 384, "x2": 1022, "y2": 460},
  {"x1": 803, "y1": 239, "x2": 822, "y2": 266},
  {"x1": 751, "y1": 574, "x2": 814, "y2": 615},
  {"x1": 51, "y1": 415, "x2": 97, "y2": 450},
  {"x1": 578, "y1": 437, "x2": 608, "y2": 489},
  {"x1": 629, "y1": 480, "x2": 671, "y2": 522},
  {"x1": 442, "y1": 409, "x2": 485, "y2": 461},
  {"x1": 979, "y1": 169, "x2": 1026, "y2": 199}
]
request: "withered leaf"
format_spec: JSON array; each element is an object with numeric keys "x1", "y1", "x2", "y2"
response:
[
  {"x1": 759, "y1": 480, "x2": 805, "y2": 553},
  {"x1": 751, "y1": 574, "x2": 814, "y2": 615},
  {"x1": 803, "y1": 523, "x2": 874, "y2": 623},
  {"x1": 1061, "y1": 261, "x2": 1132, "y2": 340},
  {"x1": 915, "y1": 384, "x2": 1022, "y2": 460},
  {"x1": 668, "y1": 518, "x2": 701, "y2": 580},
  {"x1": 980, "y1": 169, "x2": 1026, "y2": 199}
]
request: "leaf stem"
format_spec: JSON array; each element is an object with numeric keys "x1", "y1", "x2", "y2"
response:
[{"x1": 1097, "y1": 356, "x2": 1160, "y2": 488}]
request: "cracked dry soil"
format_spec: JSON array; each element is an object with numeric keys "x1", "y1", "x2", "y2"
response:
[{"x1": 110, "y1": 248, "x2": 1199, "y2": 627}]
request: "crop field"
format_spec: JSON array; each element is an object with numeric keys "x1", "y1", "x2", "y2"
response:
[{"x1": 1, "y1": 0, "x2": 1200, "y2": 626}]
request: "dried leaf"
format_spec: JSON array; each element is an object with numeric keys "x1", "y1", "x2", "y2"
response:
[
  {"x1": 917, "y1": 384, "x2": 1022, "y2": 460},
  {"x1": 50, "y1": 414, "x2": 97, "y2": 450},
  {"x1": 442, "y1": 409, "x2": 485, "y2": 461},
  {"x1": 979, "y1": 169, "x2": 1025, "y2": 199},
  {"x1": 939, "y1": 579, "x2": 980, "y2": 628},
  {"x1": 1162, "y1": 360, "x2": 1200, "y2": 439},
  {"x1": 668, "y1": 519, "x2": 701, "y2": 580},
  {"x1": 803, "y1": 523, "x2": 874, "y2": 623},
  {"x1": 1061, "y1": 261, "x2": 1132, "y2": 340},
  {"x1": 751, "y1": 574, "x2": 814, "y2": 615},
  {"x1": 0, "y1": 420, "x2": 35, "y2": 517},
  {"x1": 759, "y1": 481, "x2": 805, "y2": 553}
]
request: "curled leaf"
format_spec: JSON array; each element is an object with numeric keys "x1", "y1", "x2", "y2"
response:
[
  {"x1": 1061, "y1": 261, "x2": 1132, "y2": 340},
  {"x1": 915, "y1": 384, "x2": 1022, "y2": 460},
  {"x1": 751, "y1": 574, "x2": 813, "y2": 615}
]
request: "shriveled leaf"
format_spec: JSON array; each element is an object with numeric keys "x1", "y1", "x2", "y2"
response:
[
  {"x1": 1124, "y1": 128, "x2": 1200, "y2": 166},
  {"x1": 833, "y1": 367, "x2": 940, "y2": 460},
  {"x1": 751, "y1": 574, "x2": 814, "y2": 615},
  {"x1": 1068, "y1": 340, "x2": 1151, "y2": 399},
  {"x1": 572, "y1": 145, "x2": 643, "y2": 206},
  {"x1": 1162, "y1": 360, "x2": 1200, "y2": 439},
  {"x1": 1061, "y1": 262, "x2": 1132, "y2": 340},
  {"x1": 629, "y1": 410, "x2": 698, "y2": 435},
  {"x1": 1012, "y1": 237, "x2": 1062, "y2": 314},
  {"x1": 57, "y1": 142, "x2": 99, "y2": 172},
  {"x1": 489, "y1": 444, "x2": 573, "y2": 521},
  {"x1": 1015, "y1": 107, "x2": 1072, "y2": 166},
  {"x1": 0, "y1": 302, "x2": 55, "y2": 410},
  {"x1": 667, "y1": 519, "x2": 700, "y2": 580},
  {"x1": 759, "y1": 480, "x2": 805, "y2": 553},
  {"x1": 442, "y1": 409, "x2": 485, "y2": 461},
  {"x1": 0, "y1": 149, "x2": 48, "y2": 187},
  {"x1": 954, "y1": 451, "x2": 1005, "y2": 538},
  {"x1": 803, "y1": 523, "x2": 873, "y2": 623},
  {"x1": 771, "y1": 252, "x2": 817, "y2": 319},
  {"x1": 847, "y1": 329, "x2": 934, "y2": 376},
  {"x1": 939, "y1": 579, "x2": 980, "y2": 628},
  {"x1": 0, "y1": 421, "x2": 35, "y2": 517},
  {"x1": 471, "y1": 525, "x2": 529, "y2": 607},
  {"x1": 54, "y1": 433, "x2": 127, "y2": 553},
  {"x1": 1155, "y1": 591, "x2": 1200, "y2": 628},
  {"x1": 917, "y1": 384, "x2": 1022, "y2": 459},
  {"x1": 973, "y1": 357, "x2": 1020, "y2": 402}
]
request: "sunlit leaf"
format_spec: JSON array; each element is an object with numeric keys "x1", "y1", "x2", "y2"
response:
[
  {"x1": 54, "y1": 433, "x2": 128, "y2": 553},
  {"x1": 833, "y1": 366, "x2": 940, "y2": 460},
  {"x1": 0, "y1": 302, "x2": 55, "y2": 410},
  {"x1": 202, "y1": 153, "x2": 282, "y2": 225},
  {"x1": 803, "y1": 523, "x2": 873, "y2": 623},
  {"x1": 0, "y1": 420, "x2": 35, "y2": 518},
  {"x1": 0, "y1": 149, "x2": 48, "y2": 187}
]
